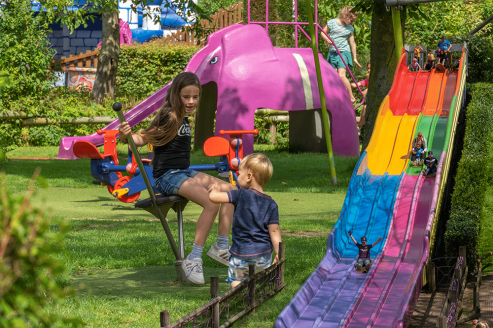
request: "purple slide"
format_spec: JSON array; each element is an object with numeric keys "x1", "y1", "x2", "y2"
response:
[
  {"x1": 57, "y1": 82, "x2": 171, "y2": 159},
  {"x1": 341, "y1": 155, "x2": 444, "y2": 327}
]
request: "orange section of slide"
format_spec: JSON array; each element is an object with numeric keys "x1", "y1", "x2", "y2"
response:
[
  {"x1": 435, "y1": 71, "x2": 449, "y2": 116},
  {"x1": 422, "y1": 70, "x2": 445, "y2": 116}
]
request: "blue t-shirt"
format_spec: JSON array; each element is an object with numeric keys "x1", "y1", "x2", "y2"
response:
[
  {"x1": 438, "y1": 40, "x2": 451, "y2": 51},
  {"x1": 414, "y1": 148, "x2": 424, "y2": 159},
  {"x1": 226, "y1": 188, "x2": 279, "y2": 259}
]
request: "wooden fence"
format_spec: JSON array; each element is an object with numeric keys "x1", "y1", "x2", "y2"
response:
[
  {"x1": 160, "y1": 242, "x2": 285, "y2": 328},
  {"x1": 54, "y1": 2, "x2": 243, "y2": 70},
  {"x1": 455, "y1": 248, "x2": 493, "y2": 325},
  {"x1": 162, "y1": 2, "x2": 243, "y2": 44},
  {"x1": 58, "y1": 49, "x2": 100, "y2": 70},
  {"x1": 436, "y1": 246, "x2": 468, "y2": 328}
]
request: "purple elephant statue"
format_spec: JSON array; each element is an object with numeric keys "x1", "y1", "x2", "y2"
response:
[
  {"x1": 188, "y1": 23, "x2": 359, "y2": 157},
  {"x1": 58, "y1": 23, "x2": 359, "y2": 159}
]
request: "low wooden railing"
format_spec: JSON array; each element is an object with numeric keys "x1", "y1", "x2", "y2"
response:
[
  {"x1": 455, "y1": 248, "x2": 493, "y2": 325},
  {"x1": 57, "y1": 49, "x2": 99, "y2": 71},
  {"x1": 160, "y1": 242, "x2": 285, "y2": 328},
  {"x1": 436, "y1": 246, "x2": 468, "y2": 328}
]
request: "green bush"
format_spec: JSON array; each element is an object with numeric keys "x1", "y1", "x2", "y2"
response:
[
  {"x1": 0, "y1": 172, "x2": 82, "y2": 327},
  {"x1": 451, "y1": 35, "x2": 493, "y2": 84},
  {"x1": 0, "y1": 42, "x2": 199, "y2": 151},
  {"x1": 0, "y1": 89, "x2": 114, "y2": 152},
  {"x1": 445, "y1": 83, "x2": 493, "y2": 270},
  {"x1": 0, "y1": 0, "x2": 56, "y2": 106},
  {"x1": 116, "y1": 41, "x2": 199, "y2": 100},
  {"x1": 197, "y1": 0, "x2": 239, "y2": 17}
]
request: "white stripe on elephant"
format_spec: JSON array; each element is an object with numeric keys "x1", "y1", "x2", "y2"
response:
[{"x1": 292, "y1": 53, "x2": 314, "y2": 110}]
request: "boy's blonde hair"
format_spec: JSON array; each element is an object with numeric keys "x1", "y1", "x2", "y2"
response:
[
  {"x1": 338, "y1": 6, "x2": 358, "y2": 22},
  {"x1": 240, "y1": 153, "x2": 273, "y2": 187}
]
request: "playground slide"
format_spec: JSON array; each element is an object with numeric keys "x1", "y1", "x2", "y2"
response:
[
  {"x1": 57, "y1": 82, "x2": 171, "y2": 159},
  {"x1": 276, "y1": 48, "x2": 466, "y2": 328}
]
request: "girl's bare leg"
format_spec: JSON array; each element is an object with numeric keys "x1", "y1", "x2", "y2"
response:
[
  {"x1": 178, "y1": 172, "x2": 235, "y2": 246},
  {"x1": 178, "y1": 177, "x2": 220, "y2": 247},
  {"x1": 337, "y1": 68, "x2": 355, "y2": 103}
]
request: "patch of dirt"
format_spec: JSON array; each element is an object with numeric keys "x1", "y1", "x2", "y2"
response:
[
  {"x1": 281, "y1": 230, "x2": 328, "y2": 237},
  {"x1": 160, "y1": 281, "x2": 182, "y2": 286},
  {"x1": 74, "y1": 224, "x2": 116, "y2": 230}
]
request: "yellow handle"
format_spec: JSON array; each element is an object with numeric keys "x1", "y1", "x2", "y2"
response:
[
  {"x1": 228, "y1": 171, "x2": 237, "y2": 186},
  {"x1": 112, "y1": 188, "x2": 129, "y2": 198}
]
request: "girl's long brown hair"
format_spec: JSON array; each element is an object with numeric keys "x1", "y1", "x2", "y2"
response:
[{"x1": 140, "y1": 72, "x2": 201, "y2": 147}]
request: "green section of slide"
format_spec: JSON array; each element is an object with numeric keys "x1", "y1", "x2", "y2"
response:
[
  {"x1": 406, "y1": 115, "x2": 434, "y2": 175},
  {"x1": 431, "y1": 116, "x2": 450, "y2": 158}
]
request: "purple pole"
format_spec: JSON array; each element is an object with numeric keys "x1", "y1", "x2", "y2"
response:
[{"x1": 294, "y1": 0, "x2": 298, "y2": 48}]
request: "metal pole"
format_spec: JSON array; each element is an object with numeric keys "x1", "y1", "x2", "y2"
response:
[
  {"x1": 467, "y1": 14, "x2": 493, "y2": 37},
  {"x1": 305, "y1": 0, "x2": 337, "y2": 185},
  {"x1": 113, "y1": 102, "x2": 181, "y2": 261}
]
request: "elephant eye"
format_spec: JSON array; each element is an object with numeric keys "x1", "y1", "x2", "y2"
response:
[{"x1": 210, "y1": 56, "x2": 218, "y2": 64}]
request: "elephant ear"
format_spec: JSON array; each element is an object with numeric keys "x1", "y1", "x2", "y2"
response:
[{"x1": 222, "y1": 24, "x2": 278, "y2": 62}]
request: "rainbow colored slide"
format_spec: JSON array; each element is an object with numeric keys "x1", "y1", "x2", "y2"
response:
[{"x1": 275, "y1": 46, "x2": 467, "y2": 328}]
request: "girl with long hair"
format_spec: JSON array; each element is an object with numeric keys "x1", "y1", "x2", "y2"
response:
[{"x1": 119, "y1": 72, "x2": 236, "y2": 285}]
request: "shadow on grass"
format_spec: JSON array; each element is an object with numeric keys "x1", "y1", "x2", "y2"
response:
[{"x1": 73, "y1": 266, "x2": 230, "y2": 298}]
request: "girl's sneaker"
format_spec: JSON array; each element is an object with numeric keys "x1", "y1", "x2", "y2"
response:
[
  {"x1": 207, "y1": 242, "x2": 231, "y2": 267},
  {"x1": 182, "y1": 256, "x2": 204, "y2": 285}
]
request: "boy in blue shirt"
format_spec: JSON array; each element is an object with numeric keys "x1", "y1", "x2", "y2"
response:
[
  {"x1": 209, "y1": 153, "x2": 281, "y2": 288},
  {"x1": 411, "y1": 143, "x2": 424, "y2": 166},
  {"x1": 437, "y1": 36, "x2": 452, "y2": 66}
]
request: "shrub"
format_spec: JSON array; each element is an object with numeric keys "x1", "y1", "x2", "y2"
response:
[
  {"x1": 0, "y1": 0, "x2": 56, "y2": 106},
  {"x1": 445, "y1": 83, "x2": 493, "y2": 270},
  {"x1": 197, "y1": 0, "x2": 240, "y2": 17},
  {"x1": 0, "y1": 171, "x2": 82, "y2": 327},
  {"x1": 0, "y1": 42, "x2": 199, "y2": 151},
  {"x1": 451, "y1": 35, "x2": 493, "y2": 84},
  {"x1": 116, "y1": 41, "x2": 199, "y2": 100}
]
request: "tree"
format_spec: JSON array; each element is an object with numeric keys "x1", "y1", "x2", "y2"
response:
[
  {"x1": 355, "y1": 2, "x2": 403, "y2": 149},
  {"x1": 0, "y1": 0, "x2": 56, "y2": 104}
]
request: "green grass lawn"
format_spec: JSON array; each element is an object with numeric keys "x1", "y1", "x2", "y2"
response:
[
  {"x1": 2, "y1": 145, "x2": 353, "y2": 328},
  {"x1": 4, "y1": 141, "x2": 491, "y2": 327}
]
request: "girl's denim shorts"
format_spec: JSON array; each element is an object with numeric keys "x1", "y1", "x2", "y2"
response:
[{"x1": 154, "y1": 168, "x2": 199, "y2": 196}]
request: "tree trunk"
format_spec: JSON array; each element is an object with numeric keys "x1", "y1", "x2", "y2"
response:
[
  {"x1": 361, "y1": 4, "x2": 403, "y2": 150},
  {"x1": 91, "y1": 9, "x2": 120, "y2": 104}
]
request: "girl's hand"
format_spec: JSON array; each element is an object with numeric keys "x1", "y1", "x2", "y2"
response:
[
  {"x1": 354, "y1": 59, "x2": 362, "y2": 68},
  {"x1": 273, "y1": 254, "x2": 279, "y2": 264},
  {"x1": 119, "y1": 122, "x2": 131, "y2": 142}
]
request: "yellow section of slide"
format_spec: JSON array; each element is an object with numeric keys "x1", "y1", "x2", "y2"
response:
[
  {"x1": 386, "y1": 114, "x2": 419, "y2": 175},
  {"x1": 366, "y1": 110, "x2": 404, "y2": 175}
]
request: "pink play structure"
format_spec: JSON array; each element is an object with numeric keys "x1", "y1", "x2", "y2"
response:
[
  {"x1": 97, "y1": 19, "x2": 133, "y2": 48},
  {"x1": 58, "y1": 1, "x2": 359, "y2": 159}
]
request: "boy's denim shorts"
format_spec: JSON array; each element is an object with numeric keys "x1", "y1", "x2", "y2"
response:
[
  {"x1": 227, "y1": 253, "x2": 272, "y2": 285},
  {"x1": 154, "y1": 168, "x2": 199, "y2": 196}
]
